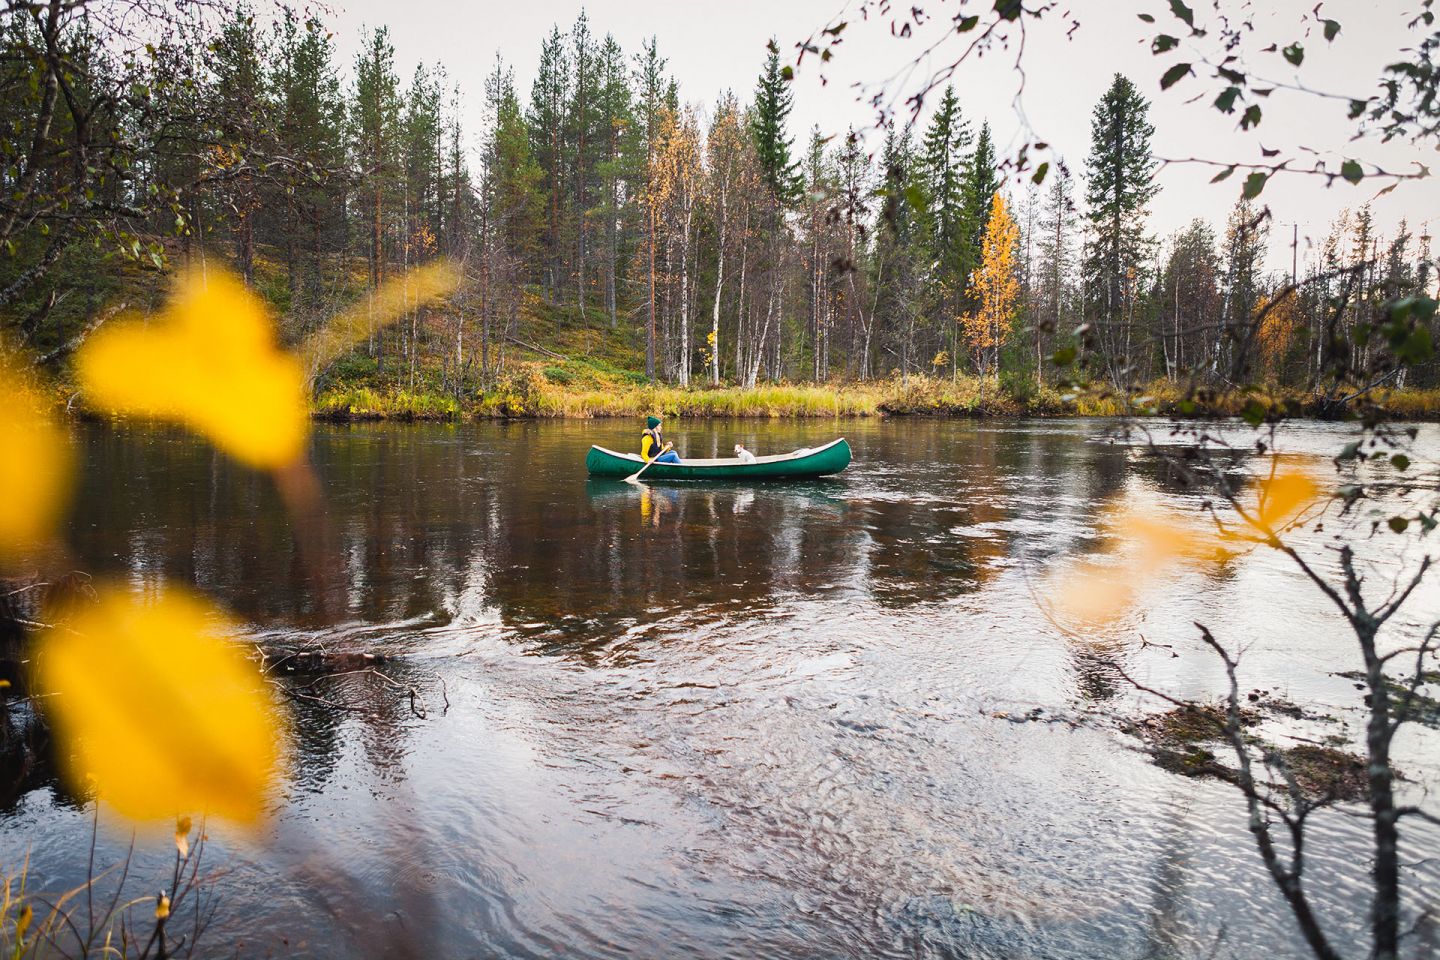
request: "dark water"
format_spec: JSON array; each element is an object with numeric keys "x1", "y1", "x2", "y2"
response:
[{"x1": 4, "y1": 418, "x2": 1439, "y2": 959}]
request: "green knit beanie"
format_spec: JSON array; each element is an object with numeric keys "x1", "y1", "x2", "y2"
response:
[{"x1": 646, "y1": 416, "x2": 661, "y2": 429}]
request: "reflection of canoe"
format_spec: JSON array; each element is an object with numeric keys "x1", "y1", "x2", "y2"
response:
[{"x1": 585, "y1": 438, "x2": 852, "y2": 481}]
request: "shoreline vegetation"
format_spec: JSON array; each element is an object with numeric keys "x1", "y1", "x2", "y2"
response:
[{"x1": 308, "y1": 365, "x2": 1440, "y2": 422}]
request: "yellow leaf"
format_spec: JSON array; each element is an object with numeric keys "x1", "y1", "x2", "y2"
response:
[
  {"x1": 1255, "y1": 469, "x2": 1320, "y2": 530},
  {"x1": 1054, "y1": 560, "x2": 1136, "y2": 625},
  {"x1": 175, "y1": 814, "x2": 192, "y2": 857},
  {"x1": 75, "y1": 269, "x2": 308, "y2": 469},
  {"x1": 37, "y1": 586, "x2": 284, "y2": 825},
  {"x1": 298, "y1": 260, "x2": 460, "y2": 380},
  {"x1": 0, "y1": 357, "x2": 73, "y2": 563},
  {"x1": 1113, "y1": 507, "x2": 1210, "y2": 564}
]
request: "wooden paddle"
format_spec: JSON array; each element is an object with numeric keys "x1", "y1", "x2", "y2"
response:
[{"x1": 624, "y1": 442, "x2": 672, "y2": 483}]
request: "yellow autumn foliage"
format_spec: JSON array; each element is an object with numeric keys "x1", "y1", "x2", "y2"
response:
[
  {"x1": 0, "y1": 355, "x2": 73, "y2": 563},
  {"x1": 1253, "y1": 468, "x2": 1320, "y2": 531},
  {"x1": 75, "y1": 261, "x2": 460, "y2": 470},
  {"x1": 76, "y1": 269, "x2": 309, "y2": 469},
  {"x1": 38, "y1": 585, "x2": 284, "y2": 825},
  {"x1": 960, "y1": 192, "x2": 1021, "y2": 364},
  {"x1": 1053, "y1": 469, "x2": 1322, "y2": 626},
  {"x1": 298, "y1": 259, "x2": 460, "y2": 382},
  {"x1": 1053, "y1": 503, "x2": 1212, "y2": 626}
]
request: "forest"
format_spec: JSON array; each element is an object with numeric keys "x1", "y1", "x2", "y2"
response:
[{"x1": 1, "y1": 0, "x2": 1436, "y2": 413}]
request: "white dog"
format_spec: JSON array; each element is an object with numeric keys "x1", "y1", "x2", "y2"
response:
[{"x1": 734, "y1": 443, "x2": 756, "y2": 462}]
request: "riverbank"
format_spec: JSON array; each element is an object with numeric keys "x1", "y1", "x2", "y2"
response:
[{"x1": 311, "y1": 367, "x2": 1440, "y2": 422}]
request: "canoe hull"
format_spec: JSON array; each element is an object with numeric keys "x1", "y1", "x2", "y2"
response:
[{"x1": 585, "y1": 438, "x2": 851, "y2": 481}]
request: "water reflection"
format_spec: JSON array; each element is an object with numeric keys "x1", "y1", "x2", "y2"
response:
[
  {"x1": 61, "y1": 421, "x2": 1147, "y2": 645},
  {"x1": 4, "y1": 417, "x2": 1436, "y2": 959}
]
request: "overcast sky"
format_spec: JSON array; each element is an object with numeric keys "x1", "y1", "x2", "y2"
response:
[{"x1": 328, "y1": 1, "x2": 1436, "y2": 273}]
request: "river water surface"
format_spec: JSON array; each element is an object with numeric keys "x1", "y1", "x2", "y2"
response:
[{"x1": 4, "y1": 418, "x2": 1439, "y2": 959}]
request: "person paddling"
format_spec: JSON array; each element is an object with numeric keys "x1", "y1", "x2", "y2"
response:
[{"x1": 641, "y1": 415, "x2": 681, "y2": 464}]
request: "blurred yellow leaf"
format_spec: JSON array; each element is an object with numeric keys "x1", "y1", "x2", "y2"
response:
[
  {"x1": 38, "y1": 586, "x2": 284, "y2": 825},
  {"x1": 0, "y1": 357, "x2": 73, "y2": 563},
  {"x1": 175, "y1": 814, "x2": 192, "y2": 857},
  {"x1": 1054, "y1": 560, "x2": 1136, "y2": 626},
  {"x1": 1254, "y1": 469, "x2": 1320, "y2": 530},
  {"x1": 75, "y1": 269, "x2": 308, "y2": 469},
  {"x1": 1112, "y1": 507, "x2": 1211, "y2": 564},
  {"x1": 155, "y1": 894, "x2": 170, "y2": 921},
  {"x1": 299, "y1": 260, "x2": 460, "y2": 381}
]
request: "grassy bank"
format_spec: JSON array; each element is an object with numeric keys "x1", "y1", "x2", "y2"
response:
[{"x1": 311, "y1": 364, "x2": 1440, "y2": 422}]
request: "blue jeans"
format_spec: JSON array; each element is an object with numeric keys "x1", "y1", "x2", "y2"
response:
[{"x1": 654, "y1": 451, "x2": 681, "y2": 464}]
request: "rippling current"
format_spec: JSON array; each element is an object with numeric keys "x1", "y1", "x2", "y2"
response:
[{"x1": 3, "y1": 418, "x2": 1439, "y2": 959}]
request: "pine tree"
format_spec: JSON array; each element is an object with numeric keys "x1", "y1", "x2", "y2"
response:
[
  {"x1": 1034, "y1": 167, "x2": 1079, "y2": 380},
  {"x1": 399, "y1": 63, "x2": 444, "y2": 387},
  {"x1": 270, "y1": 9, "x2": 344, "y2": 310},
  {"x1": 802, "y1": 128, "x2": 833, "y2": 381},
  {"x1": 401, "y1": 63, "x2": 443, "y2": 265},
  {"x1": 529, "y1": 25, "x2": 570, "y2": 305},
  {"x1": 833, "y1": 129, "x2": 875, "y2": 380},
  {"x1": 594, "y1": 34, "x2": 632, "y2": 329},
  {"x1": 1220, "y1": 196, "x2": 1270, "y2": 379},
  {"x1": 353, "y1": 26, "x2": 401, "y2": 293},
  {"x1": 208, "y1": 5, "x2": 269, "y2": 286},
  {"x1": 1160, "y1": 220, "x2": 1223, "y2": 376},
  {"x1": 634, "y1": 36, "x2": 667, "y2": 379},
  {"x1": 750, "y1": 40, "x2": 801, "y2": 206},
  {"x1": 568, "y1": 13, "x2": 602, "y2": 319},
  {"x1": 1082, "y1": 73, "x2": 1158, "y2": 377},
  {"x1": 479, "y1": 57, "x2": 543, "y2": 382}
]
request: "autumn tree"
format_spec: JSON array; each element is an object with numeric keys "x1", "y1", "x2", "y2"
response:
[
  {"x1": 961, "y1": 192, "x2": 1020, "y2": 377},
  {"x1": 705, "y1": 93, "x2": 749, "y2": 384}
]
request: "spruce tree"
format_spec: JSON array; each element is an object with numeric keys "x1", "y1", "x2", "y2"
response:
[
  {"x1": 920, "y1": 85, "x2": 971, "y2": 277},
  {"x1": 960, "y1": 120, "x2": 999, "y2": 279},
  {"x1": 921, "y1": 85, "x2": 972, "y2": 376},
  {"x1": 1082, "y1": 73, "x2": 1158, "y2": 374},
  {"x1": 750, "y1": 40, "x2": 801, "y2": 206}
]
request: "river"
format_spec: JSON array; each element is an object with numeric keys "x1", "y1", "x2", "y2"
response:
[{"x1": 3, "y1": 417, "x2": 1438, "y2": 959}]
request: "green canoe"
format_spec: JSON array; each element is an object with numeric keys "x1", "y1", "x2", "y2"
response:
[{"x1": 585, "y1": 437, "x2": 851, "y2": 481}]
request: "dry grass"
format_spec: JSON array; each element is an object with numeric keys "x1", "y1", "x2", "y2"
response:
[{"x1": 307, "y1": 364, "x2": 1440, "y2": 423}]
